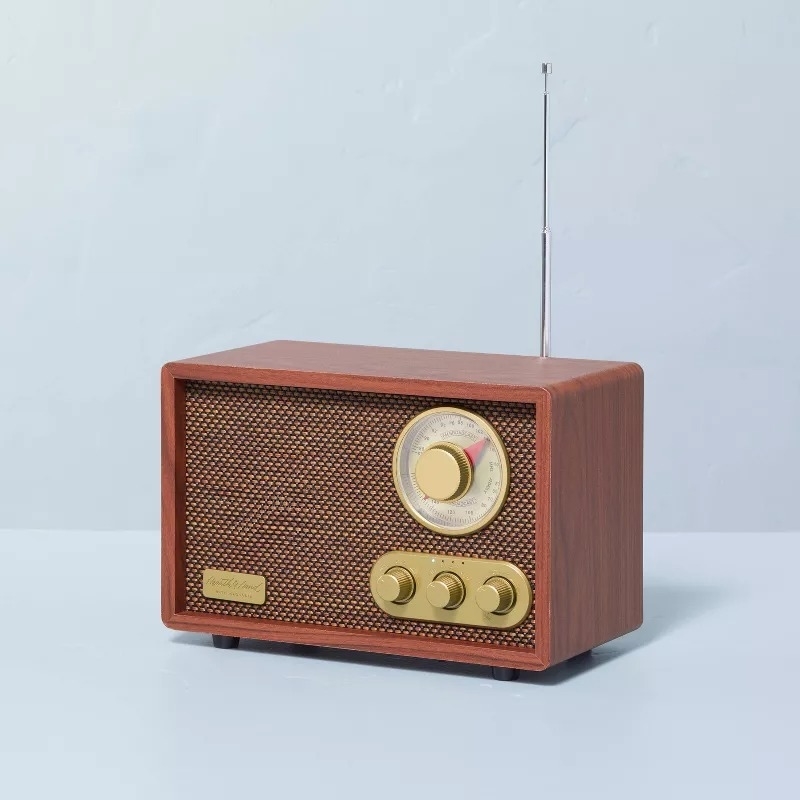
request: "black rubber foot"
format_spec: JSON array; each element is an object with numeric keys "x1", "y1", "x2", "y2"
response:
[
  {"x1": 492, "y1": 666, "x2": 520, "y2": 681},
  {"x1": 212, "y1": 635, "x2": 240, "y2": 650}
]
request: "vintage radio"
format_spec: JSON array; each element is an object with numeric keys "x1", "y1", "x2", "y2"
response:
[{"x1": 161, "y1": 65, "x2": 643, "y2": 680}]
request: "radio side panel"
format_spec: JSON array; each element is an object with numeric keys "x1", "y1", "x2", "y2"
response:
[{"x1": 547, "y1": 363, "x2": 644, "y2": 665}]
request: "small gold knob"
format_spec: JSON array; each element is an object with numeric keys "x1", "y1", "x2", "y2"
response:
[
  {"x1": 426, "y1": 572, "x2": 465, "y2": 610},
  {"x1": 475, "y1": 576, "x2": 516, "y2": 615},
  {"x1": 376, "y1": 567, "x2": 415, "y2": 604},
  {"x1": 414, "y1": 442, "x2": 473, "y2": 502}
]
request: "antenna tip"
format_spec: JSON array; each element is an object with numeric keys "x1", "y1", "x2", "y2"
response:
[{"x1": 542, "y1": 62, "x2": 552, "y2": 74}]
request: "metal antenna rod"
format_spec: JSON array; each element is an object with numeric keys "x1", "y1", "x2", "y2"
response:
[{"x1": 540, "y1": 62, "x2": 552, "y2": 357}]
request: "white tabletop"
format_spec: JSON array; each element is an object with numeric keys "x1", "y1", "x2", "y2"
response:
[{"x1": 0, "y1": 530, "x2": 796, "y2": 799}]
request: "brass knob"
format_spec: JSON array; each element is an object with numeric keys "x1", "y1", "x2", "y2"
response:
[
  {"x1": 414, "y1": 442, "x2": 473, "y2": 502},
  {"x1": 376, "y1": 567, "x2": 415, "y2": 604},
  {"x1": 426, "y1": 572, "x2": 465, "y2": 610},
  {"x1": 475, "y1": 577, "x2": 516, "y2": 615}
]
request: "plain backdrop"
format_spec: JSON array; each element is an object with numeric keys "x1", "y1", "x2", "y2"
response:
[{"x1": 1, "y1": 1, "x2": 797, "y2": 531}]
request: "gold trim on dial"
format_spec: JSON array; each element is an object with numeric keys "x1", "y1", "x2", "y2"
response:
[{"x1": 392, "y1": 407, "x2": 511, "y2": 536}]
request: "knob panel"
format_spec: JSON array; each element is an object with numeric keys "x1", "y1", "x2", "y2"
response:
[{"x1": 369, "y1": 551, "x2": 532, "y2": 630}]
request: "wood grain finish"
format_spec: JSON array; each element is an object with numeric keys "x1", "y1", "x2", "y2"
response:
[
  {"x1": 162, "y1": 340, "x2": 643, "y2": 671},
  {"x1": 548, "y1": 363, "x2": 644, "y2": 662},
  {"x1": 167, "y1": 339, "x2": 630, "y2": 403},
  {"x1": 161, "y1": 369, "x2": 185, "y2": 622}
]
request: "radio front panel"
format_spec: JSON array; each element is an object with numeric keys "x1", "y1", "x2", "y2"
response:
[{"x1": 180, "y1": 381, "x2": 538, "y2": 649}]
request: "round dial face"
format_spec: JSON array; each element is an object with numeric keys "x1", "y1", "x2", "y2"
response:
[{"x1": 392, "y1": 407, "x2": 510, "y2": 536}]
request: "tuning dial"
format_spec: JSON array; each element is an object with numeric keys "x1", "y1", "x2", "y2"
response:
[
  {"x1": 375, "y1": 567, "x2": 415, "y2": 604},
  {"x1": 414, "y1": 442, "x2": 473, "y2": 502},
  {"x1": 426, "y1": 572, "x2": 466, "y2": 610},
  {"x1": 475, "y1": 576, "x2": 516, "y2": 615}
]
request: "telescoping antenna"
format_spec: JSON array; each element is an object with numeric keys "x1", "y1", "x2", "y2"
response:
[{"x1": 540, "y1": 62, "x2": 552, "y2": 357}]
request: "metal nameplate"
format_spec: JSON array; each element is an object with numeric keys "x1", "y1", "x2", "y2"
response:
[{"x1": 202, "y1": 569, "x2": 266, "y2": 605}]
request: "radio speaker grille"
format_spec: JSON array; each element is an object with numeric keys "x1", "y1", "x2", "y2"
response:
[{"x1": 183, "y1": 382, "x2": 537, "y2": 648}]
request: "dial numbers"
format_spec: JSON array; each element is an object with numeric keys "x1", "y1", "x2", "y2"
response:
[{"x1": 392, "y1": 407, "x2": 510, "y2": 536}]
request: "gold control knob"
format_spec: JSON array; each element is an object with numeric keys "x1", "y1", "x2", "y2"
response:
[
  {"x1": 414, "y1": 442, "x2": 473, "y2": 502},
  {"x1": 426, "y1": 572, "x2": 466, "y2": 610},
  {"x1": 475, "y1": 576, "x2": 516, "y2": 615},
  {"x1": 376, "y1": 567, "x2": 415, "y2": 604}
]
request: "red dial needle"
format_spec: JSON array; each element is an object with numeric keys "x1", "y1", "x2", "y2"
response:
[{"x1": 464, "y1": 437, "x2": 488, "y2": 466}]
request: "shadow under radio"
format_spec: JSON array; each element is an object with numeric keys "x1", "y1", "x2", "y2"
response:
[{"x1": 168, "y1": 581, "x2": 733, "y2": 686}]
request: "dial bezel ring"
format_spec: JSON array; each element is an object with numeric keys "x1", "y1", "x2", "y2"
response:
[{"x1": 391, "y1": 406, "x2": 511, "y2": 537}]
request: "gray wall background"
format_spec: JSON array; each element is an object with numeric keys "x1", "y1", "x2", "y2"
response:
[{"x1": 1, "y1": 1, "x2": 797, "y2": 532}]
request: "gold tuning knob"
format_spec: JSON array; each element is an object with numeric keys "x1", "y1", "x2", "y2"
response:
[
  {"x1": 475, "y1": 576, "x2": 516, "y2": 615},
  {"x1": 426, "y1": 572, "x2": 465, "y2": 610},
  {"x1": 414, "y1": 442, "x2": 473, "y2": 502},
  {"x1": 375, "y1": 567, "x2": 415, "y2": 604}
]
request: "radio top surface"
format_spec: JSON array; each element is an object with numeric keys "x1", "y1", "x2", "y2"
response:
[{"x1": 165, "y1": 339, "x2": 638, "y2": 399}]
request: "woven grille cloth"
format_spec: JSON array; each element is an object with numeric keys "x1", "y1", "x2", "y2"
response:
[{"x1": 183, "y1": 382, "x2": 537, "y2": 648}]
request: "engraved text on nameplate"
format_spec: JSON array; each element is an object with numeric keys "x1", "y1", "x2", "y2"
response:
[{"x1": 202, "y1": 569, "x2": 266, "y2": 605}]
